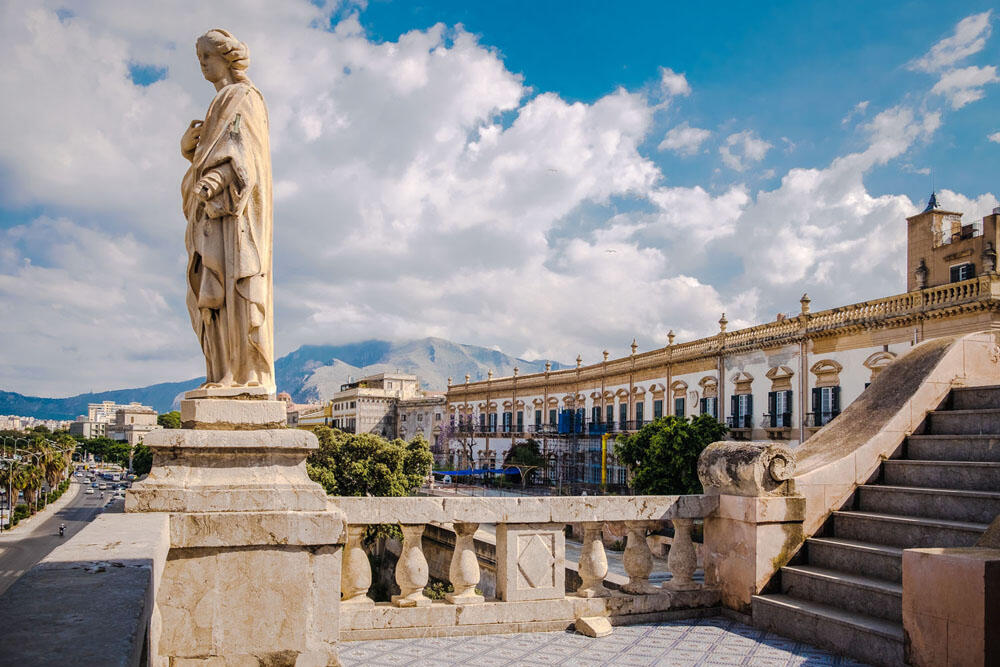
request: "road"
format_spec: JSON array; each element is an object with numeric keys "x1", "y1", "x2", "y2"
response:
[{"x1": 0, "y1": 481, "x2": 106, "y2": 596}]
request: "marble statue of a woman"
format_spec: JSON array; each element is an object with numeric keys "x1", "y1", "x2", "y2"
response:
[{"x1": 180, "y1": 29, "x2": 274, "y2": 394}]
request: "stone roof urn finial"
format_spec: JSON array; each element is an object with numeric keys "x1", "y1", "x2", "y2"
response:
[
  {"x1": 487, "y1": 369, "x2": 494, "y2": 380},
  {"x1": 576, "y1": 354, "x2": 582, "y2": 368},
  {"x1": 983, "y1": 243, "x2": 998, "y2": 273},
  {"x1": 719, "y1": 313, "x2": 728, "y2": 333},
  {"x1": 630, "y1": 339, "x2": 638, "y2": 355},
  {"x1": 800, "y1": 293, "x2": 811, "y2": 314},
  {"x1": 465, "y1": 373, "x2": 470, "y2": 384},
  {"x1": 914, "y1": 260, "x2": 928, "y2": 289},
  {"x1": 513, "y1": 366, "x2": 519, "y2": 376},
  {"x1": 603, "y1": 350, "x2": 609, "y2": 361},
  {"x1": 447, "y1": 377, "x2": 452, "y2": 387},
  {"x1": 544, "y1": 361, "x2": 551, "y2": 373},
  {"x1": 668, "y1": 330, "x2": 675, "y2": 346}
]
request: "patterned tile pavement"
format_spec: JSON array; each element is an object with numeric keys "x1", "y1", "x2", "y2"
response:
[{"x1": 338, "y1": 616, "x2": 867, "y2": 666}]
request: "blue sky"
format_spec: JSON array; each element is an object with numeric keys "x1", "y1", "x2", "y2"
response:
[
  {"x1": 354, "y1": 0, "x2": 1000, "y2": 199},
  {"x1": 0, "y1": 1, "x2": 998, "y2": 396}
]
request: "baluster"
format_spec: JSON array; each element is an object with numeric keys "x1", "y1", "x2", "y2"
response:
[
  {"x1": 663, "y1": 518, "x2": 699, "y2": 591},
  {"x1": 621, "y1": 521, "x2": 658, "y2": 594},
  {"x1": 576, "y1": 522, "x2": 610, "y2": 597},
  {"x1": 341, "y1": 524, "x2": 374, "y2": 606},
  {"x1": 392, "y1": 524, "x2": 431, "y2": 607},
  {"x1": 446, "y1": 522, "x2": 484, "y2": 604}
]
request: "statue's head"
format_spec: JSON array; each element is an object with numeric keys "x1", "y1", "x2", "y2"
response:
[{"x1": 196, "y1": 29, "x2": 250, "y2": 85}]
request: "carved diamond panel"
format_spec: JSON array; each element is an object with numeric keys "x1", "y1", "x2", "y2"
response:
[
  {"x1": 517, "y1": 533, "x2": 555, "y2": 589},
  {"x1": 496, "y1": 523, "x2": 565, "y2": 601}
]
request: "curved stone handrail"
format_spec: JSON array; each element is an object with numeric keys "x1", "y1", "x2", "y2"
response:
[
  {"x1": 333, "y1": 494, "x2": 716, "y2": 525},
  {"x1": 793, "y1": 330, "x2": 1000, "y2": 535}
]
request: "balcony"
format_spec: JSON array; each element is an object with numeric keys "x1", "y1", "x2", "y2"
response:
[
  {"x1": 761, "y1": 412, "x2": 792, "y2": 439},
  {"x1": 804, "y1": 411, "x2": 838, "y2": 430}
]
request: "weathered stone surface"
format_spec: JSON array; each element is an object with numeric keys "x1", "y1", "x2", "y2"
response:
[
  {"x1": 180, "y1": 397, "x2": 286, "y2": 429},
  {"x1": 333, "y1": 494, "x2": 717, "y2": 525},
  {"x1": 0, "y1": 512, "x2": 169, "y2": 667},
  {"x1": 902, "y1": 546, "x2": 1000, "y2": 666},
  {"x1": 497, "y1": 523, "x2": 566, "y2": 602},
  {"x1": 697, "y1": 441, "x2": 795, "y2": 497},
  {"x1": 184, "y1": 385, "x2": 271, "y2": 400},
  {"x1": 127, "y1": 428, "x2": 328, "y2": 513},
  {"x1": 575, "y1": 616, "x2": 613, "y2": 637},
  {"x1": 169, "y1": 510, "x2": 343, "y2": 548},
  {"x1": 158, "y1": 543, "x2": 342, "y2": 662}
]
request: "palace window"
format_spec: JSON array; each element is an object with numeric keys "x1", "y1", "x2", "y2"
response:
[
  {"x1": 619, "y1": 402, "x2": 628, "y2": 427},
  {"x1": 635, "y1": 402, "x2": 644, "y2": 426},
  {"x1": 700, "y1": 397, "x2": 717, "y2": 418},
  {"x1": 767, "y1": 390, "x2": 793, "y2": 427},
  {"x1": 730, "y1": 394, "x2": 753, "y2": 428},
  {"x1": 653, "y1": 399, "x2": 663, "y2": 419},
  {"x1": 516, "y1": 411, "x2": 523, "y2": 430},
  {"x1": 811, "y1": 386, "x2": 841, "y2": 426},
  {"x1": 674, "y1": 396, "x2": 685, "y2": 417},
  {"x1": 606, "y1": 404, "x2": 614, "y2": 425},
  {"x1": 950, "y1": 262, "x2": 975, "y2": 282},
  {"x1": 535, "y1": 409, "x2": 542, "y2": 426},
  {"x1": 549, "y1": 408, "x2": 557, "y2": 426},
  {"x1": 592, "y1": 406, "x2": 601, "y2": 423}
]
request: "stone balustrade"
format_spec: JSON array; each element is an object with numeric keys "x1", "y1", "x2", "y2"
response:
[{"x1": 332, "y1": 495, "x2": 720, "y2": 640}]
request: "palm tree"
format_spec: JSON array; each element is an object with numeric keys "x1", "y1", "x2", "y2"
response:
[{"x1": 20, "y1": 465, "x2": 44, "y2": 514}]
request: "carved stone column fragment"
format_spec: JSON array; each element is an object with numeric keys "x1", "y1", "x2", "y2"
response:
[
  {"x1": 341, "y1": 524, "x2": 374, "y2": 606},
  {"x1": 577, "y1": 522, "x2": 610, "y2": 598},
  {"x1": 621, "y1": 521, "x2": 659, "y2": 594},
  {"x1": 664, "y1": 518, "x2": 699, "y2": 590},
  {"x1": 392, "y1": 524, "x2": 431, "y2": 607},
  {"x1": 446, "y1": 522, "x2": 484, "y2": 604}
]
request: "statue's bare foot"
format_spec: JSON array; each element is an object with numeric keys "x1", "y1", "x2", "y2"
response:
[
  {"x1": 245, "y1": 371, "x2": 261, "y2": 387},
  {"x1": 218, "y1": 372, "x2": 234, "y2": 387},
  {"x1": 200, "y1": 381, "x2": 222, "y2": 389}
]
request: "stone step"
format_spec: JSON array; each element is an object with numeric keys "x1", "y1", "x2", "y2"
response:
[
  {"x1": 752, "y1": 594, "x2": 903, "y2": 667},
  {"x1": 950, "y1": 385, "x2": 1000, "y2": 411},
  {"x1": 779, "y1": 565, "x2": 902, "y2": 622},
  {"x1": 883, "y1": 459, "x2": 1000, "y2": 491},
  {"x1": 832, "y1": 510, "x2": 987, "y2": 549},
  {"x1": 906, "y1": 434, "x2": 1000, "y2": 462},
  {"x1": 858, "y1": 484, "x2": 1000, "y2": 524},
  {"x1": 927, "y1": 408, "x2": 1000, "y2": 435},
  {"x1": 805, "y1": 537, "x2": 902, "y2": 583}
]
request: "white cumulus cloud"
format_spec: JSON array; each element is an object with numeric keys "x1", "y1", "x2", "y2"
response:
[
  {"x1": 719, "y1": 130, "x2": 772, "y2": 171},
  {"x1": 657, "y1": 122, "x2": 711, "y2": 156},
  {"x1": 910, "y1": 11, "x2": 992, "y2": 72},
  {"x1": 931, "y1": 65, "x2": 1000, "y2": 109}
]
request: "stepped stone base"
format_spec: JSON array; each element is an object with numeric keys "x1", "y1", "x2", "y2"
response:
[
  {"x1": 180, "y1": 386, "x2": 286, "y2": 430},
  {"x1": 127, "y1": 409, "x2": 346, "y2": 666}
]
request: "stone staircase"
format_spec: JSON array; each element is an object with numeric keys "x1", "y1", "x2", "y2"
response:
[{"x1": 752, "y1": 385, "x2": 1000, "y2": 666}]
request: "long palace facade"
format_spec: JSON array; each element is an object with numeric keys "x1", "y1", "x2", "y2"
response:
[{"x1": 441, "y1": 198, "x2": 1000, "y2": 488}]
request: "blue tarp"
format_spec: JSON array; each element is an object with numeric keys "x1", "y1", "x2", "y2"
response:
[{"x1": 433, "y1": 469, "x2": 517, "y2": 476}]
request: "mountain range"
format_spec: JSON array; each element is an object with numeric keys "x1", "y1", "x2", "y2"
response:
[{"x1": 1, "y1": 338, "x2": 566, "y2": 419}]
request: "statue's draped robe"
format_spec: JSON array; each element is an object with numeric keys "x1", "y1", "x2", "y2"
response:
[{"x1": 182, "y1": 82, "x2": 274, "y2": 390}]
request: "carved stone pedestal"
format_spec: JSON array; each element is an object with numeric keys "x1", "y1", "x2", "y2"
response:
[{"x1": 128, "y1": 396, "x2": 345, "y2": 666}]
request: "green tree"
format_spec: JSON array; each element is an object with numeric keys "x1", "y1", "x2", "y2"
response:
[
  {"x1": 31, "y1": 425, "x2": 50, "y2": 435},
  {"x1": 131, "y1": 444, "x2": 153, "y2": 476},
  {"x1": 157, "y1": 411, "x2": 182, "y2": 429},
  {"x1": 305, "y1": 427, "x2": 432, "y2": 497},
  {"x1": 614, "y1": 415, "x2": 727, "y2": 495},
  {"x1": 503, "y1": 438, "x2": 545, "y2": 486}
]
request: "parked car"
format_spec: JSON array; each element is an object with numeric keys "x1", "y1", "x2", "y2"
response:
[{"x1": 85, "y1": 488, "x2": 95, "y2": 495}]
